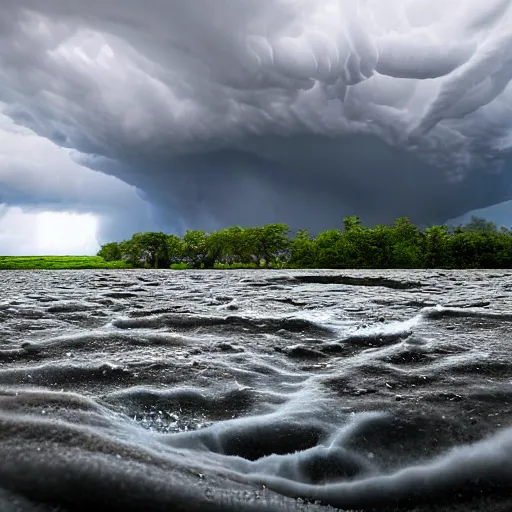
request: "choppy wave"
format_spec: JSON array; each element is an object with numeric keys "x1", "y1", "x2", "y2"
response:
[{"x1": 1, "y1": 269, "x2": 511, "y2": 511}]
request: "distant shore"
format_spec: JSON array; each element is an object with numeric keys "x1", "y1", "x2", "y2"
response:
[
  {"x1": 3, "y1": 215, "x2": 511, "y2": 271},
  {"x1": 0, "y1": 256, "x2": 132, "y2": 270},
  {"x1": 95, "y1": 216, "x2": 512, "y2": 270}
]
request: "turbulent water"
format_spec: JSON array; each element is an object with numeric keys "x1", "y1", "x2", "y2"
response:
[{"x1": 1, "y1": 269, "x2": 512, "y2": 512}]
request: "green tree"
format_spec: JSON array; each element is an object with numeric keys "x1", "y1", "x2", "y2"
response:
[
  {"x1": 118, "y1": 239, "x2": 142, "y2": 267},
  {"x1": 389, "y1": 218, "x2": 423, "y2": 268},
  {"x1": 462, "y1": 216, "x2": 497, "y2": 233},
  {"x1": 182, "y1": 230, "x2": 209, "y2": 268},
  {"x1": 289, "y1": 229, "x2": 317, "y2": 268},
  {"x1": 128, "y1": 232, "x2": 170, "y2": 268},
  {"x1": 366, "y1": 224, "x2": 394, "y2": 268},
  {"x1": 225, "y1": 226, "x2": 254, "y2": 265},
  {"x1": 423, "y1": 225, "x2": 451, "y2": 268},
  {"x1": 97, "y1": 242, "x2": 122, "y2": 262},
  {"x1": 315, "y1": 229, "x2": 345, "y2": 268},
  {"x1": 449, "y1": 232, "x2": 480, "y2": 268},
  {"x1": 343, "y1": 216, "x2": 362, "y2": 233},
  {"x1": 167, "y1": 235, "x2": 184, "y2": 265},
  {"x1": 205, "y1": 229, "x2": 231, "y2": 266},
  {"x1": 247, "y1": 224, "x2": 290, "y2": 267}
]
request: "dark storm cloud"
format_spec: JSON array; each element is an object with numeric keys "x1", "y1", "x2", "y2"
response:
[
  {"x1": 0, "y1": 111, "x2": 159, "y2": 243},
  {"x1": 1, "y1": 0, "x2": 512, "y2": 230}
]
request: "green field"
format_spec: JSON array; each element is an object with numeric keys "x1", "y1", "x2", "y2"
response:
[{"x1": 0, "y1": 256, "x2": 133, "y2": 270}]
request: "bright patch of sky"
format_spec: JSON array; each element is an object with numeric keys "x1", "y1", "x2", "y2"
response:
[
  {"x1": 0, "y1": 107, "x2": 160, "y2": 255},
  {"x1": 36, "y1": 211, "x2": 99, "y2": 255},
  {"x1": 0, "y1": 207, "x2": 100, "y2": 255}
]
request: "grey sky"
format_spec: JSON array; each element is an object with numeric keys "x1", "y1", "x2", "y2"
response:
[
  {"x1": 0, "y1": 109, "x2": 158, "y2": 253},
  {"x1": 1, "y1": 0, "x2": 512, "y2": 252}
]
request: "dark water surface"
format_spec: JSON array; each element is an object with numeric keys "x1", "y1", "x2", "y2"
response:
[{"x1": 1, "y1": 269, "x2": 512, "y2": 511}]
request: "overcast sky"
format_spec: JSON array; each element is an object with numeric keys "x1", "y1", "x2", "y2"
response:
[
  {"x1": 0, "y1": 109, "x2": 159, "y2": 254},
  {"x1": 1, "y1": 0, "x2": 512, "y2": 254}
]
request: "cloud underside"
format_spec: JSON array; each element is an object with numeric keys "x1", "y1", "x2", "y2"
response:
[{"x1": 1, "y1": 0, "x2": 512, "y2": 230}]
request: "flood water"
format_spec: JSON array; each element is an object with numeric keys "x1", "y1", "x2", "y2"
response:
[{"x1": 1, "y1": 269, "x2": 512, "y2": 511}]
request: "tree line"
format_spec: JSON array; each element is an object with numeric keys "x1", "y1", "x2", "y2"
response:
[{"x1": 97, "y1": 216, "x2": 512, "y2": 269}]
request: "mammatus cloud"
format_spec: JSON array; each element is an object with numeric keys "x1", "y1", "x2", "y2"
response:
[{"x1": 1, "y1": 0, "x2": 512, "y2": 230}]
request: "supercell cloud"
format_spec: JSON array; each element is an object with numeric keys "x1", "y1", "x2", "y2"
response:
[{"x1": 1, "y1": 0, "x2": 512, "y2": 231}]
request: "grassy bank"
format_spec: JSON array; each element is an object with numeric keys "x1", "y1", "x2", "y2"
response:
[{"x1": 0, "y1": 256, "x2": 133, "y2": 270}]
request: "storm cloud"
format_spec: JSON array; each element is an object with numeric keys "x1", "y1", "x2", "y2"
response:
[
  {"x1": 0, "y1": 109, "x2": 158, "y2": 248},
  {"x1": 1, "y1": 0, "x2": 512, "y2": 231}
]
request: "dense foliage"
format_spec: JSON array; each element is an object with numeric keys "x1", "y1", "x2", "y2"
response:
[{"x1": 97, "y1": 216, "x2": 512, "y2": 269}]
